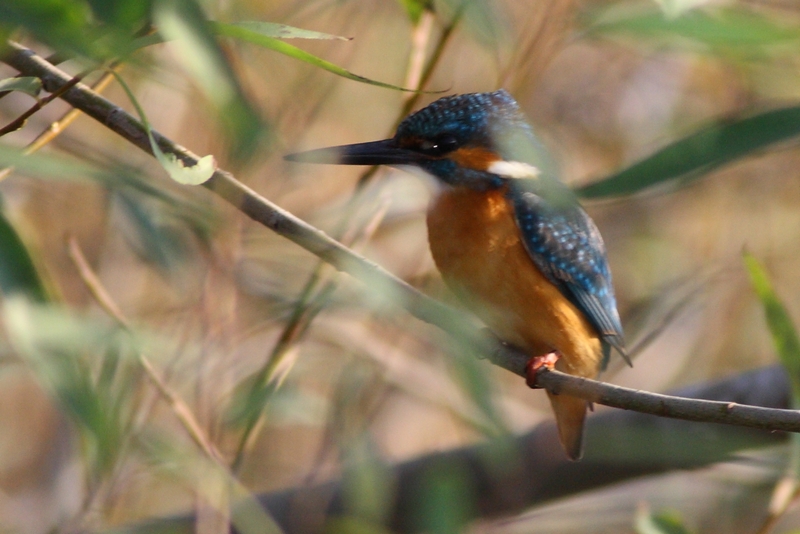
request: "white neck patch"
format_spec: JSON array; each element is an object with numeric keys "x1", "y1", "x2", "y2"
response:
[{"x1": 486, "y1": 160, "x2": 541, "y2": 179}]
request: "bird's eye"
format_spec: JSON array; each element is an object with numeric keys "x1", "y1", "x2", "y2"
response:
[{"x1": 417, "y1": 134, "x2": 458, "y2": 156}]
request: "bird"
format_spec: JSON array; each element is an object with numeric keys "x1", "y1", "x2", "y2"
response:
[{"x1": 285, "y1": 90, "x2": 628, "y2": 460}]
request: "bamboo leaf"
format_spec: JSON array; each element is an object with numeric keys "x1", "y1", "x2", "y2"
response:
[
  {"x1": 577, "y1": 106, "x2": 800, "y2": 199},
  {"x1": 213, "y1": 22, "x2": 421, "y2": 92},
  {"x1": 220, "y1": 21, "x2": 350, "y2": 41},
  {"x1": 743, "y1": 253, "x2": 800, "y2": 405}
]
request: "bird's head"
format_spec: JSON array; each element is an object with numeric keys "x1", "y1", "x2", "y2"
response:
[{"x1": 286, "y1": 90, "x2": 558, "y2": 192}]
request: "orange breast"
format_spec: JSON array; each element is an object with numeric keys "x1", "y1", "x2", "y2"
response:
[{"x1": 426, "y1": 186, "x2": 603, "y2": 380}]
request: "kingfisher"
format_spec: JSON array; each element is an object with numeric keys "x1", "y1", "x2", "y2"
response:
[{"x1": 286, "y1": 90, "x2": 628, "y2": 460}]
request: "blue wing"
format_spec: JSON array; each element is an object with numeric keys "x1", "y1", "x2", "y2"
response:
[{"x1": 506, "y1": 180, "x2": 628, "y2": 368}]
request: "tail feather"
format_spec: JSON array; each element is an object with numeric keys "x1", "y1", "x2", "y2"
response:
[{"x1": 547, "y1": 392, "x2": 588, "y2": 461}]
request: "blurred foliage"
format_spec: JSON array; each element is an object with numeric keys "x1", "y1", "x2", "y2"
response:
[
  {"x1": 635, "y1": 507, "x2": 693, "y2": 534},
  {"x1": 1, "y1": 0, "x2": 800, "y2": 533},
  {"x1": 587, "y1": 4, "x2": 800, "y2": 52},
  {"x1": 745, "y1": 253, "x2": 800, "y2": 405}
]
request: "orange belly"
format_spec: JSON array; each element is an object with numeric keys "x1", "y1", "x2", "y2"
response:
[{"x1": 427, "y1": 186, "x2": 603, "y2": 459}]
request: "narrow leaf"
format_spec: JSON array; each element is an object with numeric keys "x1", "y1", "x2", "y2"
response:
[
  {"x1": 112, "y1": 71, "x2": 217, "y2": 185},
  {"x1": 0, "y1": 76, "x2": 42, "y2": 97},
  {"x1": 578, "y1": 106, "x2": 800, "y2": 199},
  {"x1": 219, "y1": 21, "x2": 350, "y2": 41},
  {"x1": 0, "y1": 209, "x2": 47, "y2": 302},
  {"x1": 743, "y1": 253, "x2": 800, "y2": 405},
  {"x1": 213, "y1": 22, "x2": 420, "y2": 92}
]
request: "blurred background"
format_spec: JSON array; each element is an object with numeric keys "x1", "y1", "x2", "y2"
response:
[{"x1": 1, "y1": 0, "x2": 800, "y2": 532}]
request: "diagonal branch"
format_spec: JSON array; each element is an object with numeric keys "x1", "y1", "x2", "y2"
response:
[{"x1": 4, "y1": 40, "x2": 800, "y2": 436}]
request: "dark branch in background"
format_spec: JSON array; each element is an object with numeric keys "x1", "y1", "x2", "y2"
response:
[
  {"x1": 110, "y1": 366, "x2": 792, "y2": 534},
  {"x1": 4, "y1": 41, "x2": 800, "y2": 436}
]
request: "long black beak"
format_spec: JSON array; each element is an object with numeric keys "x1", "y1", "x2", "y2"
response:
[{"x1": 285, "y1": 139, "x2": 423, "y2": 166}]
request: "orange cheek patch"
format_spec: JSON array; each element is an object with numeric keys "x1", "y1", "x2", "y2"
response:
[{"x1": 449, "y1": 147, "x2": 499, "y2": 170}]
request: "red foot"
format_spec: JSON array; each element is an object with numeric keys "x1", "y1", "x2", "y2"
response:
[{"x1": 525, "y1": 351, "x2": 560, "y2": 389}]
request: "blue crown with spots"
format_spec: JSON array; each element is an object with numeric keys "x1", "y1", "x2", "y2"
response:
[{"x1": 396, "y1": 90, "x2": 531, "y2": 150}]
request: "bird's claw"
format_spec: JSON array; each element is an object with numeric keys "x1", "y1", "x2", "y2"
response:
[{"x1": 525, "y1": 351, "x2": 560, "y2": 389}]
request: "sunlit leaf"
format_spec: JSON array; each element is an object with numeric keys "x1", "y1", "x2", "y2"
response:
[
  {"x1": 218, "y1": 21, "x2": 350, "y2": 41},
  {"x1": 126, "y1": 20, "x2": 348, "y2": 56},
  {"x1": 577, "y1": 106, "x2": 800, "y2": 199},
  {"x1": 0, "y1": 209, "x2": 47, "y2": 302},
  {"x1": 213, "y1": 22, "x2": 421, "y2": 92},
  {"x1": 635, "y1": 507, "x2": 693, "y2": 534},
  {"x1": 0, "y1": 77, "x2": 42, "y2": 97},
  {"x1": 654, "y1": 0, "x2": 713, "y2": 19},
  {"x1": 153, "y1": 0, "x2": 265, "y2": 160},
  {"x1": 112, "y1": 71, "x2": 217, "y2": 185},
  {"x1": 743, "y1": 253, "x2": 800, "y2": 405}
]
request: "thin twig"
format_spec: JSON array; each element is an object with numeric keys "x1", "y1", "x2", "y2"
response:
[
  {"x1": 66, "y1": 236, "x2": 225, "y2": 464},
  {"x1": 0, "y1": 67, "x2": 118, "y2": 183},
  {"x1": 0, "y1": 65, "x2": 90, "y2": 137},
  {"x1": 6, "y1": 41, "x2": 800, "y2": 436},
  {"x1": 229, "y1": 10, "x2": 453, "y2": 471}
]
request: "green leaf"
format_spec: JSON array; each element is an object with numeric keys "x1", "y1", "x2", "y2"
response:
[
  {"x1": 587, "y1": 5, "x2": 800, "y2": 49},
  {"x1": 0, "y1": 143, "x2": 98, "y2": 180},
  {"x1": 0, "y1": 77, "x2": 42, "y2": 97},
  {"x1": 743, "y1": 253, "x2": 800, "y2": 406},
  {"x1": 635, "y1": 508, "x2": 692, "y2": 534},
  {"x1": 220, "y1": 21, "x2": 350, "y2": 41},
  {"x1": 213, "y1": 22, "x2": 421, "y2": 92},
  {"x1": 0, "y1": 0, "x2": 143, "y2": 59},
  {"x1": 577, "y1": 106, "x2": 800, "y2": 199},
  {"x1": 125, "y1": 20, "x2": 349, "y2": 56},
  {"x1": 153, "y1": 0, "x2": 265, "y2": 160},
  {"x1": 415, "y1": 460, "x2": 475, "y2": 534},
  {"x1": 396, "y1": 0, "x2": 433, "y2": 24},
  {"x1": 112, "y1": 71, "x2": 217, "y2": 185},
  {"x1": 0, "y1": 0, "x2": 94, "y2": 57},
  {"x1": 2, "y1": 300, "x2": 139, "y2": 477},
  {"x1": 85, "y1": 0, "x2": 152, "y2": 31},
  {"x1": 0, "y1": 209, "x2": 48, "y2": 302}
]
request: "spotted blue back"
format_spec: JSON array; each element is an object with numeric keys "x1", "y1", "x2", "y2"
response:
[{"x1": 507, "y1": 179, "x2": 626, "y2": 368}]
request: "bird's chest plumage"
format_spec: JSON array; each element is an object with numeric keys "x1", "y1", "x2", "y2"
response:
[{"x1": 426, "y1": 187, "x2": 602, "y2": 378}]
